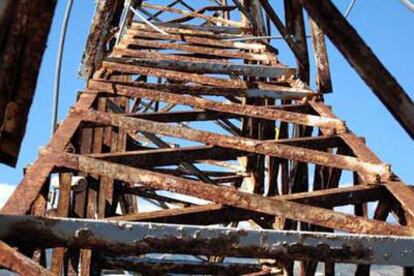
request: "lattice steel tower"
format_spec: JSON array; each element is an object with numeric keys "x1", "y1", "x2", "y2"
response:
[{"x1": 1, "y1": 1, "x2": 414, "y2": 275}]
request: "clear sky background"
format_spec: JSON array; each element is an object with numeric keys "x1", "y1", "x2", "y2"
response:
[{"x1": 0, "y1": 0, "x2": 413, "y2": 203}]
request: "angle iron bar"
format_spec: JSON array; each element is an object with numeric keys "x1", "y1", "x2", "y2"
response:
[
  {"x1": 124, "y1": 29, "x2": 266, "y2": 50},
  {"x1": 88, "y1": 79, "x2": 315, "y2": 100},
  {"x1": 47, "y1": 151, "x2": 409, "y2": 235},
  {"x1": 0, "y1": 241, "x2": 51, "y2": 276},
  {"x1": 106, "y1": 56, "x2": 291, "y2": 78},
  {"x1": 115, "y1": 37, "x2": 273, "y2": 61},
  {"x1": 1, "y1": 215, "x2": 414, "y2": 266},
  {"x1": 87, "y1": 81, "x2": 343, "y2": 131},
  {"x1": 74, "y1": 109, "x2": 390, "y2": 180},
  {"x1": 0, "y1": 93, "x2": 98, "y2": 216},
  {"x1": 130, "y1": 21, "x2": 249, "y2": 36}
]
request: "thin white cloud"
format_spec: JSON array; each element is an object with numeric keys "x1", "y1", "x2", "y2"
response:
[{"x1": 0, "y1": 183, "x2": 16, "y2": 208}]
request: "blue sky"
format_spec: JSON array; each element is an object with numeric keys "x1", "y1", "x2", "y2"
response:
[{"x1": 0, "y1": 0, "x2": 413, "y2": 192}]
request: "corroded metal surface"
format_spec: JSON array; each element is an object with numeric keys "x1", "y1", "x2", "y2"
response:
[
  {"x1": 0, "y1": 0, "x2": 413, "y2": 275},
  {"x1": 0, "y1": 0, "x2": 56, "y2": 167},
  {"x1": 300, "y1": 0, "x2": 414, "y2": 139},
  {"x1": 0, "y1": 241, "x2": 52, "y2": 276},
  {"x1": 1, "y1": 215, "x2": 414, "y2": 266}
]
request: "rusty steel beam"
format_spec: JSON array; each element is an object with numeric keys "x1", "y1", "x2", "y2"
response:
[
  {"x1": 277, "y1": 184, "x2": 386, "y2": 207},
  {"x1": 103, "y1": 59, "x2": 249, "y2": 87},
  {"x1": 89, "y1": 136, "x2": 343, "y2": 168},
  {"x1": 106, "y1": 57, "x2": 292, "y2": 78},
  {"x1": 89, "y1": 79, "x2": 314, "y2": 100},
  {"x1": 109, "y1": 184, "x2": 386, "y2": 224},
  {"x1": 0, "y1": 241, "x2": 51, "y2": 276},
  {"x1": 150, "y1": 22, "x2": 249, "y2": 34},
  {"x1": 0, "y1": 93, "x2": 97, "y2": 215},
  {"x1": 130, "y1": 21, "x2": 248, "y2": 36},
  {"x1": 284, "y1": 0, "x2": 310, "y2": 83},
  {"x1": 307, "y1": 99, "x2": 414, "y2": 222},
  {"x1": 51, "y1": 151, "x2": 411, "y2": 235},
  {"x1": 300, "y1": 0, "x2": 414, "y2": 139},
  {"x1": 113, "y1": 47, "x2": 233, "y2": 63},
  {"x1": 117, "y1": 37, "x2": 275, "y2": 62},
  {"x1": 0, "y1": 0, "x2": 56, "y2": 167},
  {"x1": 75, "y1": 109, "x2": 391, "y2": 181},
  {"x1": 106, "y1": 98, "x2": 216, "y2": 185},
  {"x1": 309, "y1": 101, "x2": 383, "y2": 163},
  {"x1": 384, "y1": 182, "x2": 414, "y2": 226},
  {"x1": 1, "y1": 215, "x2": 414, "y2": 265},
  {"x1": 80, "y1": 0, "x2": 125, "y2": 79},
  {"x1": 88, "y1": 81, "x2": 343, "y2": 131},
  {"x1": 124, "y1": 29, "x2": 266, "y2": 50},
  {"x1": 90, "y1": 145, "x2": 243, "y2": 167},
  {"x1": 309, "y1": 18, "x2": 332, "y2": 93},
  {"x1": 122, "y1": 180, "x2": 388, "y2": 209},
  {"x1": 107, "y1": 204, "x2": 259, "y2": 225},
  {"x1": 50, "y1": 173, "x2": 72, "y2": 275}
]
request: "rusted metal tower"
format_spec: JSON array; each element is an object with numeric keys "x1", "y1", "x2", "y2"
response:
[{"x1": 1, "y1": 0, "x2": 414, "y2": 275}]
